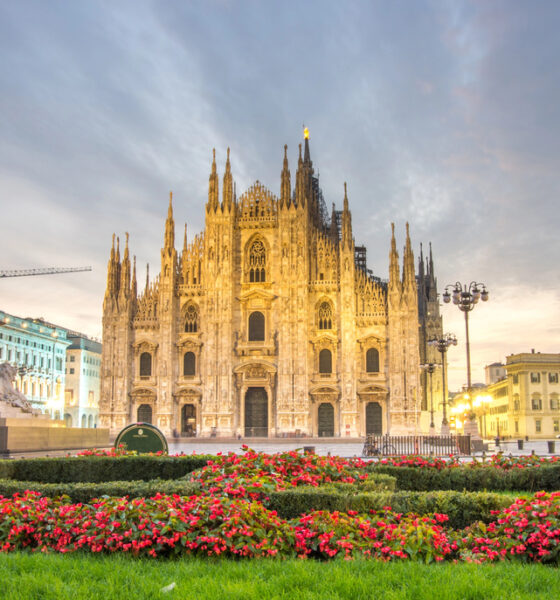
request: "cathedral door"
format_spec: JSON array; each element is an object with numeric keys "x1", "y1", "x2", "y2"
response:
[
  {"x1": 181, "y1": 404, "x2": 196, "y2": 437},
  {"x1": 318, "y1": 403, "x2": 334, "y2": 437},
  {"x1": 137, "y1": 404, "x2": 153, "y2": 424},
  {"x1": 244, "y1": 387, "x2": 268, "y2": 437},
  {"x1": 365, "y1": 402, "x2": 382, "y2": 435}
]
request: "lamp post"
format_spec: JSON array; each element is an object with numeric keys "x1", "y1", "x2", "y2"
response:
[
  {"x1": 420, "y1": 362, "x2": 440, "y2": 434},
  {"x1": 428, "y1": 333, "x2": 457, "y2": 435},
  {"x1": 442, "y1": 282, "x2": 489, "y2": 438}
]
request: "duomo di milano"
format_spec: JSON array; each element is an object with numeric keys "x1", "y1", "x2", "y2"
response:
[{"x1": 100, "y1": 132, "x2": 444, "y2": 438}]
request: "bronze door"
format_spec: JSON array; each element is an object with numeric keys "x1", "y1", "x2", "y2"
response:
[
  {"x1": 365, "y1": 402, "x2": 382, "y2": 435},
  {"x1": 181, "y1": 404, "x2": 196, "y2": 437},
  {"x1": 318, "y1": 402, "x2": 334, "y2": 437},
  {"x1": 244, "y1": 387, "x2": 268, "y2": 437}
]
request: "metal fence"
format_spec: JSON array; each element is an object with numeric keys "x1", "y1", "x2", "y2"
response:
[{"x1": 362, "y1": 434, "x2": 472, "y2": 457}]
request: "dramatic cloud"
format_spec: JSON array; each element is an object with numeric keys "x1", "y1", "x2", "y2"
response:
[{"x1": 1, "y1": 0, "x2": 558, "y2": 388}]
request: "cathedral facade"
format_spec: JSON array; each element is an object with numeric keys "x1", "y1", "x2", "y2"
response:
[{"x1": 100, "y1": 135, "x2": 436, "y2": 439}]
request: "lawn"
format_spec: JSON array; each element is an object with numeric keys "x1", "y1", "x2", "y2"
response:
[{"x1": 1, "y1": 553, "x2": 560, "y2": 600}]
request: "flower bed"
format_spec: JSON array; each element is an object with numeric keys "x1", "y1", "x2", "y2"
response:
[
  {"x1": 1, "y1": 490, "x2": 559, "y2": 563},
  {"x1": 189, "y1": 446, "x2": 369, "y2": 500},
  {"x1": 2, "y1": 449, "x2": 560, "y2": 564}
]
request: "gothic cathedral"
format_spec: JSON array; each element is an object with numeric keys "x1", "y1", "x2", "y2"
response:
[{"x1": 100, "y1": 134, "x2": 442, "y2": 438}]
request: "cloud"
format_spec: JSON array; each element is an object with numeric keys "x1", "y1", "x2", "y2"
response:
[{"x1": 0, "y1": 0, "x2": 558, "y2": 386}]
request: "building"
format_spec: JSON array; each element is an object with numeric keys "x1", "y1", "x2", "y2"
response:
[
  {"x1": 485, "y1": 362, "x2": 506, "y2": 385},
  {"x1": 100, "y1": 135, "x2": 444, "y2": 438},
  {"x1": 64, "y1": 333, "x2": 102, "y2": 428},
  {"x1": 0, "y1": 310, "x2": 70, "y2": 416},
  {"x1": 472, "y1": 351, "x2": 560, "y2": 439},
  {"x1": 417, "y1": 243, "x2": 445, "y2": 430}
]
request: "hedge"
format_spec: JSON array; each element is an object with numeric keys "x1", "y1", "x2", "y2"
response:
[
  {"x1": 368, "y1": 464, "x2": 560, "y2": 492},
  {"x1": 267, "y1": 487, "x2": 511, "y2": 528},
  {"x1": 0, "y1": 478, "x2": 201, "y2": 504},
  {"x1": 0, "y1": 455, "x2": 213, "y2": 483}
]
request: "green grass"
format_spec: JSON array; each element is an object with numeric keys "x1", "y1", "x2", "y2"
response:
[{"x1": 0, "y1": 553, "x2": 559, "y2": 600}]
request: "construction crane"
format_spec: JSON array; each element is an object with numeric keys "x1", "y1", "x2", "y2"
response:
[{"x1": 0, "y1": 267, "x2": 92, "y2": 279}]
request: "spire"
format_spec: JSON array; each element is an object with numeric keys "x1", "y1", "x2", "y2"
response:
[
  {"x1": 429, "y1": 241, "x2": 434, "y2": 279},
  {"x1": 341, "y1": 182, "x2": 353, "y2": 249},
  {"x1": 145, "y1": 263, "x2": 150, "y2": 292},
  {"x1": 403, "y1": 222, "x2": 416, "y2": 289},
  {"x1": 131, "y1": 255, "x2": 137, "y2": 299},
  {"x1": 303, "y1": 126, "x2": 311, "y2": 165},
  {"x1": 163, "y1": 191, "x2": 175, "y2": 253},
  {"x1": 302, "y1": 127, "x2": 314, "y2": 208},
  {"x1": 223, "y1": 147, "x2": 233, "y2": 210},
  {"x1": 389, "y1": 222, "x2": 401, "y2": 291},
  {"x1": 418, "y1": 242, "x2": 425, "y2": 280},
  {"x1": 105, "y1": 234, "x2": 117, "y2": 300},
  {"x1": 119, "y1": 232, "x2": 131, "y2": 299},
  {"x1": 183, "y1": 223, "x2": 188, "y2": 253},
  {"x1": 295, "y1": 143, "x2": 305, "y2": 208},
  {"x1": 207, "y1": 148, "x2": 219, "y2": 212},
  {"x1": 115, "y1": 236, "x2": 121, "y2": 298},
  {"x1": 280, "y1": 144, "x2": 291, "y2": 208}
]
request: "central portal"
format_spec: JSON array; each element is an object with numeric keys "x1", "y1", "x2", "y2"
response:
[{"x1": 244, "y1": 387, "x2": 268, "y2": 437}]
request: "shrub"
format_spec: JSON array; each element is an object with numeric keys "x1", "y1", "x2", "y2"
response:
[
  {"x1": 0, "y1": 479, "x2": 200, "y2": 504},
  {"x1": 369, "y1": 464, "x2": 560, "y2": 492},
  {"x1": 267, "y1": 487, "x2": 510, "y2": 528},
  {"x1": 0, "y1": 455, "x2": 212, "y2": 484}
]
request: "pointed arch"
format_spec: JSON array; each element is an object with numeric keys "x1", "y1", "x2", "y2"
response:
[
  {"x1": 317, "y1": 300, "x2": 333, "y2": 330},
  {"x1": 245, "y1": 235, "x2": 268, "y2": 283},
  {"x1": 184, "y1": 303, "x2": 199, "y2": 333}
]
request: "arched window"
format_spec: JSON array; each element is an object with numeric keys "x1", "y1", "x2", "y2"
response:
[
  {"x1": 318, "y1": 302, "x2": 333, "y2": 330},
  {"x1": 81, "y1": 414, "x2": 86, "y2": 428},
  {"x1": 139, "y1": 352, "x2": 152, "y2": 377},
  {"x1": 183, "y1": 352, "x2": 196, "y2": 376},
  {"x1": 137, "y1": 404, "x2": 152, "y2": 424},
  {"x1": 319, "y1": 349, "x2": 332, "y2": 374},
  {"x1": 248, "y1": 311, "x2": 265, "y2": 341},
  {"x1": 184, "y1": 304, "x2": 198, "y2": 333},
  {"x1": 248, "y1": 239, "x2": 266, "y2": 282},
  {"x1": 366, "y1": 348, "x2": 380, "y2": 373}
]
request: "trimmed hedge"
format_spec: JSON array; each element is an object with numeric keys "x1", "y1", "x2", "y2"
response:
[
  {"x1": 0, "y1": 455, "x2": 213, "y2": 483},
  {"x1": 368, "y1": 464, "x2": 560, "y2": 492},
  {"x1": 0, "y1": 478, "x2": 201, "y2": 504},
  {"x1": 267, "y1": 487, "x2": 511, "y2": 529}
]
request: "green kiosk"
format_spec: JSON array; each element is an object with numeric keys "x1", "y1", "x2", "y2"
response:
[{"x1": 114, "y1": 422, "x2": 169, "y2": 454}]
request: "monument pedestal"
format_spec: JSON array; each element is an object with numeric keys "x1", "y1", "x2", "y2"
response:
[
  {"x1": 0, "y1": 418, "x2": 109, "y2": 455},
  {"x1": 463, "y1": 418, "x2": 484, "y2": 452}
]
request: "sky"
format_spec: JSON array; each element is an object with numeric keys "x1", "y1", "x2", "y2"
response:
[{"x1": 1, "y1": 0, "x2": 559, "y2": 390}]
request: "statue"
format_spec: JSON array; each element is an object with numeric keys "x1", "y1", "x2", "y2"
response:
[{"x1": 0, "y1": 363, "x2": 35, "y2": 413}]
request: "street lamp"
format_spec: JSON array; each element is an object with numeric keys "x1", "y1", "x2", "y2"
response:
[
  {"x1": 428, "y1": 333, "x2": 457, "y2": 435},
  {"x1": 442, "y1": 282, "x2": 489, "y2": 437},
  {"x1": 420, "y1": 362, "x2": 440, "y2": 434}
]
